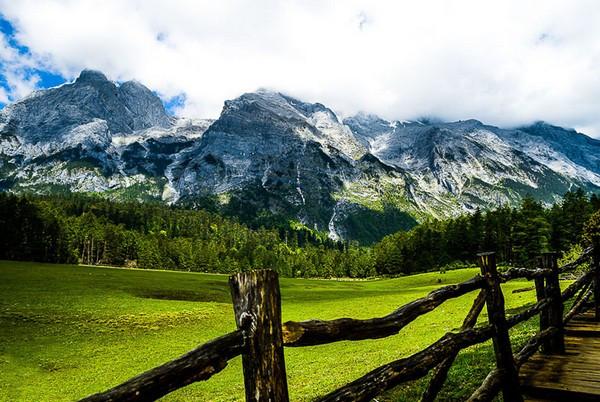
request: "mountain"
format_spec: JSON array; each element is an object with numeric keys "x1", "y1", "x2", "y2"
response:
[
  {"x1": 171, "y1": 90, "x2": 369, "y2": 237},
  {"x1": 0, "y1": 70, "x2": 211, "y2": 198},
  {"x1": 1, "y1": 70, "x2": 599, "y2": 243},
  {"x1": 343, "y1": 117, "x2": 592, "y2": 216}
]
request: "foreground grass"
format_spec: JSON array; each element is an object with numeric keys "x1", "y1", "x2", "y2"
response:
[{"x1": 0, "y1": 261, "x2": 543, "y2": 401}]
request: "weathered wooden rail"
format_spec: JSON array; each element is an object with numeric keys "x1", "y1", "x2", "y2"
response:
[{"x1": 80, "y1": 245, "x2": 599, "y2": 402}]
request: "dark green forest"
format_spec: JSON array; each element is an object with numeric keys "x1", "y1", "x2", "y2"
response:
[
  {"x1": 375, "y1": 189, "x2": 600, "y2": 274},
  {"x1": 0, "y1": 193, "x2": 375, "y2": 277},
  {"x1": 1, "y1": 190, "x2": 599, "y2": 277}
]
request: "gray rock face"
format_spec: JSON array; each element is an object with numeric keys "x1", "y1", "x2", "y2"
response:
[
  {"x1": 0, "y1": 70, "x2": 209, "y2": 199},
  {"x1": 0, "y1": 70, "x2": 171, "y2": 144},
  {"x1": 343, "y1": 112, "x2": 394, "y2": 147},
  {"x1": 347, "y1": 118, "x2": 583, "y2": 216},
  {"x1": 499, "y1": 122, "x2": 600, "y2": 186},
  {"x1": 172, "y1": 90, "x2": 361, "y2": 229},
  {"x1": 1, "y1": 70, "x2": 600, "y2": 242},
  {"x1": 118, "y1": 80, "x2": 173, "y2": 130}
]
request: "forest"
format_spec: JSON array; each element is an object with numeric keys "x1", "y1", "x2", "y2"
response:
[
  {"x1": 0, "y1": 189, "x2": 599, "y2": 278},
  {"x1": 375, "y1": 189, "x2": 600, "y2": 274}
]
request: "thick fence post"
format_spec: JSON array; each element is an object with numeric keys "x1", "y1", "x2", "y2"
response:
[
  {"x1": 593, "y1": 244, "x2": 600, "y2": 321},
  {"x1": 540, "y1": 253, "x2": 565, "y2": 354},
  {"x1": 533, "y1": 273, "x2": 550, "y2": 353},
  {"x1": 478, "y1": 252, "x2": 523, "y2": 402},
  {"x1": 230, "y1": 270, "x2": 290, "y2": 402}
]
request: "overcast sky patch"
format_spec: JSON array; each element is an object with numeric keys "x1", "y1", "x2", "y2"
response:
[{"x1": 1, "y1": 0, "x2": 600, "y2": 136}]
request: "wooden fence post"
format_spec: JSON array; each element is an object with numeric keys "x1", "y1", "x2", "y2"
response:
[
  {"x1": 420, "y1": 289, "x2": 487, "y2": 402},
  {"x1": 540, "y1": 252, "x2": 565, "y2": 354},
  {"x1": 230, "y1": 270, "x2": 290, "y2": 402},
  {"x1": 593, "y1": 244, "x2": 600, "y2": 321},
  {"x1": 478, "y1": 252, "x2": 523, "y2": 402},
  {"x1": 533, "y1": 270, "x2": 550, "y2": 354}
]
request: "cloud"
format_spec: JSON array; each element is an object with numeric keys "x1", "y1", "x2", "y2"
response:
[
  {"x1": 1, "y1": 0, "x2": 600, "y2": 136},
  {"x1": 0, "y1": 87, "x2": 7, "y2": 103},
  {"x1": 0, "y1": 31, "x2": 43, "y2": 102}
]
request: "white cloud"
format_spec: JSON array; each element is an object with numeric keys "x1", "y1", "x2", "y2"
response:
[
  {"x1": 1, "y1": 0, "x2": 600, "y2": 136},
  {"x1": 0, "y1": 86, "x2": 8, "y2": 104},
  {"x1": 0, "y1": 31, "x2": 42, "y2": 102}
]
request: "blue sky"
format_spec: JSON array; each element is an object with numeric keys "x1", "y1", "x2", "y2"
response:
[
  {"x1": 0, "y1": 16, "x2": 65, "y2": 106},
  {"x1": 1, "y1": 1, "x2": 600, "y2": 137},
  {"x1": 0, "y1": 16, "x2": 185, "y2": 112},
  {"x1": 0, "y1": 15, "x2": 186, "y2": 113}
]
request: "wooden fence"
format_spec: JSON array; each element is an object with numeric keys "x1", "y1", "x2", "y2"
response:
[{"x1": 80, "y1": 246, "x2": 599, "y2": 402}]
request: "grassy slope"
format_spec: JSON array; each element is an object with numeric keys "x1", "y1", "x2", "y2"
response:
[{"x1": 0, "y1": 261, "x2": 545, "y2": 401}]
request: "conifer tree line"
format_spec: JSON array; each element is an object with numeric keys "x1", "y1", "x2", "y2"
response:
[
  {"x1": 375, "y1": 189, "x2": 600, "y2": 274},
  {"x1": 0, "y1": 190, "x2": 599, "y2": 277},
  {"x1": 0, "y1": 193, "x2": 375, "y2": 277}
]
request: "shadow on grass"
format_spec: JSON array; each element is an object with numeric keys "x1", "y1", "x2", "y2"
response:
[{"x1": 134, "y1": 288, "x2": 231, "y2": 303}]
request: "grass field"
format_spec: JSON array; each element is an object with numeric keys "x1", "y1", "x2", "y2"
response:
[{"x1": 0, "y1": 261, "x2": 544, "y2": 401}]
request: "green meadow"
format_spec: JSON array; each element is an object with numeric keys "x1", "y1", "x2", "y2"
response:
[{"x1": 0, "y1": 261, "x2": 543, "y2": 401}]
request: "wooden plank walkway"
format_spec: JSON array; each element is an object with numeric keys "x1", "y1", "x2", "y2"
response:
[{"x1": 520, "y1": 309, "x2": 600, "y2": 401}]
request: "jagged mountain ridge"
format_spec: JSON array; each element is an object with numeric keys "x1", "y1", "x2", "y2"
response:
[
  {"x1": 1, "y1": 70, "x2": 599, "y2": 242},
  {"x1": 343, "y1": 116, "x2": 589, "y2": 215},
  {"x1": 0, "y1": 70, "x2": 212, "y2": 197}
]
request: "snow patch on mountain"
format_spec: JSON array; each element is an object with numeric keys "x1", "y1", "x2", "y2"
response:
[{"x1": 2, "y1": 70, "x2": 600, "y2": 241}]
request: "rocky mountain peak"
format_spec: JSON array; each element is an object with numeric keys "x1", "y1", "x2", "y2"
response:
[
  {"x1": 0, "y1": 69, "x2": 172, "y2": 144},
  {"x1": 117, "y1": 80, "x2": 172, "y2": 130},
  {"x1": 75, "y1": 69, "x2": 110, "y2": 84},
  {"x1": 344, "y1": 113, "x2": 394, "y2": 146},
  {"x1": 2, "y1": 76, "x2": 600, "y2": 243},
  {"x1": 221, "y1": 90, "x2": 306, "y2": 123}
]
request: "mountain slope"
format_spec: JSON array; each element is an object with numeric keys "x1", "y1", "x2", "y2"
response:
[
  {"x1": 344, "y1": 117, "x2": 590, "y2": 217},
  {"x1": 0, "y1": 70, "x2": 210, "y2": 198},
  {"x1": 172, "y1": 91, "x2": 360, "y2": 227},
  {"x1": 1, "y1": 70, "x2": 599, "y2": 242}
]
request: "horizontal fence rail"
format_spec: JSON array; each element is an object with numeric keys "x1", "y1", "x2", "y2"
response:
[
  {"x1": 81, "y1": 331, "x2": 244, "y2": 401},
  {"x1": 282, "y1": 275, "x2": 485, "y2": 347},
  {"x1": 80, "y1": 245, "x2": 600, "y2": 402},
  {"x1": 317, "y1": 325, "x2": 496, "y2": 402},
  {"x1": 421, "y1": 289, "x2": 487, "y2": 402}
]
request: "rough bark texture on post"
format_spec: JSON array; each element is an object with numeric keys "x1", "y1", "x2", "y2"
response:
[
  {"x1": 230, "y1": 270, "x2": 289, "y2": 402},
  {"x1": 534, "y1": 264, "x2": 550, "y2": 353},
  {"x1": 593, "y1": 243, "x2": 600, "y2": 321},
  {"x1": 540, "y1": 253, "x2": 565, "y2": 354},
  {"x1": 420, "y1": 289, "x2": 487, "y2": 402},
  {"x1": 478, "y1": 252, "x2": 523, "y2": 402}
]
